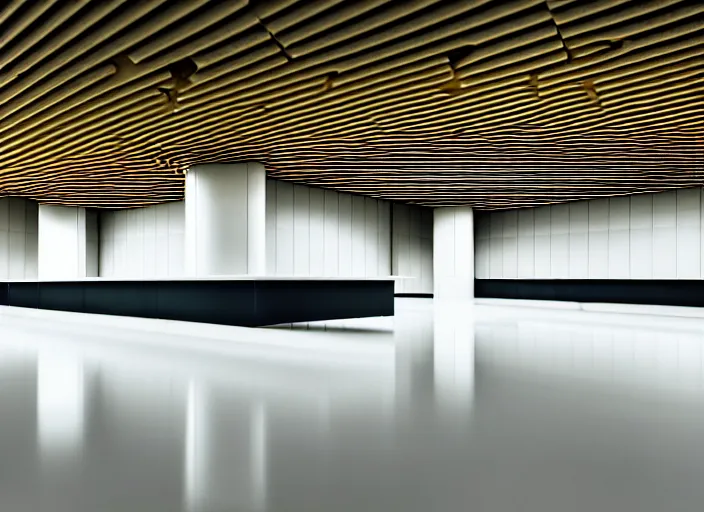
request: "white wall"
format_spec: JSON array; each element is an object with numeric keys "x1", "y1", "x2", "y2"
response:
[
  {"x1": 99, "y1": 201, "x2": 185, "y2": 278},
  {"x1": 265, "y1": 180, "x2": 391, "y2": 277},
  {"x1": 392, "y1": 204, "x2": 433, "y2": 294},
  {"x1": 2, "y1": 187, "x2": 431, "y2": 285},
  {"x1": 476, "y1": 188, "x2": 704, "y2": 279},
  {"x1": 0, "y1": 197, "x2": 38, "y2": 279},
  {"x1": 100, "y1": 181, "x2": 403, "y2": 280}
]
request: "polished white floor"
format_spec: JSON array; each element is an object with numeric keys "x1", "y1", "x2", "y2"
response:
[{"x1": 1, "y1": 299, "x2": 704, "y2": 511}]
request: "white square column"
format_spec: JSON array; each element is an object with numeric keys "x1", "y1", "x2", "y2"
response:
[
  {"x1": 38, "y1": 205, "x2": 98, "y2": 279},
  {"x1": 433, "y1": 207, "x2": 474, "y2": 300},
  {"x1": 185, "y1": 162, "x2": 266, "y2": 276}
]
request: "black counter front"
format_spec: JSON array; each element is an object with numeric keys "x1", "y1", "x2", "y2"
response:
[{"x1": 0, "y1": 278, "x2": 395, "y2": 327}]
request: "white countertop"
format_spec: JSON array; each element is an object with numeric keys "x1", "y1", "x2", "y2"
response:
[{"x1": 4, "y1": 275, "x2": 411, "y2": 283}]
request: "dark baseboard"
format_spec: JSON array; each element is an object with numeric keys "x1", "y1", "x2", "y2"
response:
[
  {"x1": 395, "y1": 293, "x2": 434, "y2": 298},
  {"x1": 475, "y1": 279, "x2": 704, "y2": 308}
]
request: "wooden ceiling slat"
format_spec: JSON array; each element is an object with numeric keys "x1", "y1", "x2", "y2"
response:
[{"x1": 0, "y1": 0, "x2": 701, "y2": 210}]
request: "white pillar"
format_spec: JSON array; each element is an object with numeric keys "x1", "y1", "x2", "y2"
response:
[
  {"x1": 433, "y1": 207, "x2": 474, "y2": 300},
  {"x1": 185, "y1": 162, "x2": 266, "y2": 276},
  {"x1": 38, "y1": 205, "x2": 97, "y2": 279}
]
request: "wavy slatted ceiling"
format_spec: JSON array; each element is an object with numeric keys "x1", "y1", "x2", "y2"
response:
[{"x1": 0, "y1": 0, "x2": 702, "y2": 209}]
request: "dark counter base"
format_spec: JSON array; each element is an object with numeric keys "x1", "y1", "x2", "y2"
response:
[
  {"x1": 0, "y1": 280, "x2": 395, "y2": 327},
  {"x1": 476, "y1": 279, "x2": 704, "y2": 308}
]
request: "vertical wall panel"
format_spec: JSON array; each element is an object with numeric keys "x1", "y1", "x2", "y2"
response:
[
  {"x1": 0, "y1": 199, "x2": 11, "y2": 279},
  {"x1": 0, "y1": 223, "x2": 8, "y2": 278},
  {"x1": 550, "y1": 203, "x2": 569, "y2": 278},
  {"x1": 8, "y1": 198, "x2": 25, "y2": 233},
  {"x1": 100, "y1": 210, "x2": 114, "y2": 277},
  {"x1": 246, "y1": 162, "x2": 267, "y2": 275},
  {"x1": 676, "y1": 188, "x2": 700, "y2": 279},
  {"x1": 502, "y1": 210, "x2": 518, "y2": 278},
  {"x1": 0, "y1": 198, "x2": 37, "y2": 279},
  {"x1": 0, "y1": 199, "x2": 8, "y2": 232},
  {"x1": 349, "y1": 196, "x2": 365, "y2": 277},
  {"x1": 475, "y1": 212, "x2": 490, "y2": 279},
  {"x1": 309, "y1": 188, "x2": 325, "y2": 276},
  {"x1": 323, "y1": 190, "x2": 339, "y2": 277},
  {"x1": 114, "y1": 208, "x2": 128, "y2": 275},
  {"x1": 168, "y1": 201, "x2": 185, "y2": 277},
  {"x1": 8, "y1": 199, "x2": 26, "y2": 279},
  {"x1": 86, "y1": 210, "x2": 99, "y2": 277},
  {"x1": 393, "y1": 205, "x2": 411, "y2": 289},
  {"x1": 24, "y1": 235, "x2": 38, "y2": 279},
  {"x1": 293, "y1": 185, "x2": 310, "y2": 276},
  {"x1": 489, "y1": 212, "x2": 503, "y2": 278},
  {"x1": 378, "y1": 201, "x2": 391, "y2": 277},
  {"x1": 337, "y1": 193, "x2": 353, "y2": 276},
  {"x1": 534, "y1": 206, "x2": 551, "y2": 278},
  {"x1": 568, "y1": 201, "x2": 588, "y2": 278},
  {"x1": 155, "y1": 205, "x2": 169, "y2": 277},
  {"x1": 630, "y1": 194, "x2": 653, "y2": 279},
  {"x1": 265, "y1": 180, "x2": 277, "y2": 273},
  {"x1": 168, "y1": 235, "x2": 184, "y2": 276},
  {"x1": 127, "y1": 208, "x2": 145, "y2": 278},
  {"x1": 652, "y1": 191, "x2": 677, "y2": 279},
  {"x1": 8, "y1": 231, "x2": 25, "y2": 279},
  {"x1": 588, "y1": 198, "x2": 609, "y2": 278},
  {"x1": 143, "y1": 205, "x2": 157, "y2": 277},
  {"x1": 408, "y1": 205, "x2": 422, "y2": 286},
  {"x1": 608, "y1": 197, "x2": 630, "y2": 279},
  {"x1": 420, "y1": 208, "x2": 433, "y2": 293},
  {"x1": 701, "y1": 189, "x2": 704, "y2": 279},
  {"x1": 517, "y1": 209, "x2": 535, "y2": 278},
  {"x1": 275, "y1": 182, "x2": 295, "y2": 275},
  {"x1": 24, "y1": 199, "x2": 38, "y2": 279},
  {"x1": 392, "y1": 203, "x2": 433, "y2": 293},
  {"x1": 364, "y1": 197, "x2": 379, "y2": 277}
]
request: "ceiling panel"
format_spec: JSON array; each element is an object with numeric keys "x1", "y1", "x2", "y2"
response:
[{"x1": 0, "y1": 0, "x2": 701, "y2": 209}]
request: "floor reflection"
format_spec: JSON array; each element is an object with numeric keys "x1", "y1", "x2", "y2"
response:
[
  {"x1": 1, "y1": 299, "x2": 704, "y2": 511},
  {"x1": 184, "y1": 382, "x2": 269, "y2": 512},
  {"x1": 433, "y1": 302, "x2": 475, "y2": 417},
  {"x1": 37, "y1": 349, "x2": 86, "y2": 457}
]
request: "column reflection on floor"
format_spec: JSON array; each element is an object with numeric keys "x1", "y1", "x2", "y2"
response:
[
  {"x1": 37, "y1": 348, "x2": 85, "y2": 457},
  {"x1": 184, "y1": 382, "x2": 269, "y2": 512},
  {"x1": 433, "y1": 301, "x2": 475, "y2": 419},
  {"x1": 37, "y1": 346, "x2": 87, "y2": 512},
  {"x1": 393, "y1": 298, "x2": 476, "y2": 420},
  {"x1": 393, "y1": 300, "x2": 434, "y2": 415},
  {"x1": 0, "y1": 339, "x2": 39, "y2": 511}
]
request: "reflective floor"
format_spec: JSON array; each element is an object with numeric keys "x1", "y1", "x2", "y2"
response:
[{"x1": 1, "y1": 299, "x2": 704, "y2": 512}]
